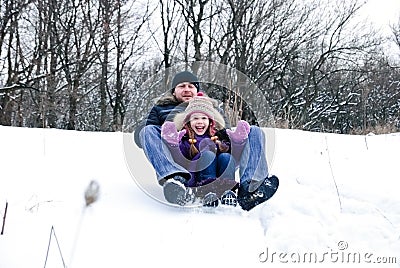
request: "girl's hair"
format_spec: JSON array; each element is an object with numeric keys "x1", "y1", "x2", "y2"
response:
[{"x1": 184, "y1": 118, "x2": 227, "y2": 158}]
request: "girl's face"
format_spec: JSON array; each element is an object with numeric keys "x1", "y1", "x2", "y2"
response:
[{"x1": 189, "y1": 112, "x2": 210, "y2": 135}]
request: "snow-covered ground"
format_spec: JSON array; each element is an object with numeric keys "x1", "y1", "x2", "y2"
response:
[{"x1": 0, "y1": 125, "x2": 399, "y2": 267}]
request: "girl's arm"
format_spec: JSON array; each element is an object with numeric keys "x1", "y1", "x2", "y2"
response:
[
  {"x1": 215, "y1": 129, "x2": 231, "y2": 153},
  {"x1": 179, "y1": 139, "x2": 193, "y2": 159},
  {"x1": 161, "y1": 121, "x2": 186, "y2": 146}
]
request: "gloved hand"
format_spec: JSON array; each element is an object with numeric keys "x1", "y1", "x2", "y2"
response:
[
  {"x1": 161, "y1": 121, "x2": 186, "y2": 146},
  {"x1": 226, "y1": 120, "x2": 250, "y2": 143}
]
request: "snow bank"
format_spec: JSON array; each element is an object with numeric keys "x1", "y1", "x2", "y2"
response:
[{"x1": 0, "y1": 126, "x2": 399, "y2": 267}]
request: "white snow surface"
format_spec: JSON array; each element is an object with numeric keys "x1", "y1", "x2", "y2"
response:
[{"x1": 0, "y1": 125, "x2": 399, "y2": 267}]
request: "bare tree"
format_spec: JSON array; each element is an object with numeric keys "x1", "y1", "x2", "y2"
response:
[
  {"x1": 99, "y1": 0, "x2": 111, "y2": 131},
  {"x1": 0, "y1": 0, "x2": 398, "y2": 134},
  {"x1": 0, "y1": 0, "x2": 33, "y2": 125},
  {"x1": 106, "y1": 0, "x2": 153, "y2": 131},
  {"x1": 391, "y1": 18, "x2": 400, "y2": 46},
  {"x1": 176, "y1": 0, "x2": 210, "y2": 64}
]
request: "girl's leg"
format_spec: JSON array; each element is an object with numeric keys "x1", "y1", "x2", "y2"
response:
[
  {"x1": 217, "y1": 153, "x2": 236, "y2": 179},
  {"x1": 195, "y1": 151, "x2": 217, "y2": 184}
]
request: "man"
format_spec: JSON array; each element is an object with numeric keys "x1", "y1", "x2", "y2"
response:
[{"x1": 134, "y1": 71, "x2": 278, "y2": 210}]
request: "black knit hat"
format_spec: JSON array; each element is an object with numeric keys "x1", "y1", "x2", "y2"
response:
[{"x1": 171, "y1": 71, "x2": 200, "y2": 93}]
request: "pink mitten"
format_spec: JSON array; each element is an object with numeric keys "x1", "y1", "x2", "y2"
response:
[
  {"x1": 161, "y1": 121, "x2": 186, "y2": 145},
  {"x1": 226, "y1": 120, "x2": 250, "y2": 143}
]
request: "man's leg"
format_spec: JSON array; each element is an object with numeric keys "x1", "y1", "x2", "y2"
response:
[
  {"x1": 238, "y1": 126, "x2": 269, "y2": 192},
  {"x1": 236, "y1": 126, "x2": 279, "y2": 211},
  {"x1": 139, "y1": 125, "x2": 191, "y2": 185}
]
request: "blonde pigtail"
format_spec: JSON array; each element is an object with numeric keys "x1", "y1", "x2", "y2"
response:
[{"x1": 185, "y1": 124, "x2": 199, "y2": 158}]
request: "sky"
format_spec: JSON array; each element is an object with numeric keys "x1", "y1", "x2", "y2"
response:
[
  {"x1": 362, "y1": 0, "x2": 400, "y2": 34},
  {"x1": 358, "y1": 0, "x2": 400, "y2": 59}
]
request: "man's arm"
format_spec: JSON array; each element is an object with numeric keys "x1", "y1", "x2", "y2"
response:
[{"x1": 133, "y1": 106, "x2": 162, "y2": 148}]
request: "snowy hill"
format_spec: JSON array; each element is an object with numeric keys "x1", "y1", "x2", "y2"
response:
[{"x1": 0, "y1": 125, "x2": 399, "y2": 267}]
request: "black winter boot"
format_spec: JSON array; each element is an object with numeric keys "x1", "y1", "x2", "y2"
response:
[
  {"x1": 238, "y1": 175, "x2": 279, "y2": 211},
  {"x1": 220, "y1": 190, "x2": 237, "y2": 207},
  {"x1": 202, "y1": 192, "x2": 219, "y2": 207},
  {"x1": 163, "y1": 175, "x2": 194, "y2": 206}
]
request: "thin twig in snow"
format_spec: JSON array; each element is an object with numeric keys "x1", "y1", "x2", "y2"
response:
[
  {"x1": 43, "y1": 226, "x2": 66, "y2": 268},
  {"x1": 364, "y1": 135, "x2": 369, "y2": 150},
  {"x1": 325, "y1": 135, "x2": 343, "y2": 212},
  {"x1": 1, "y1": 201, "x2": 8, "y2": 235}
]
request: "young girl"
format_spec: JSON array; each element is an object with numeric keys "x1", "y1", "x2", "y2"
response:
[
  {"x1": 161, "y1": 93, "x2": 252, "y2": 206},
  {"x1": 165, "y1": 93, "x2": 236, "y2": 187}
]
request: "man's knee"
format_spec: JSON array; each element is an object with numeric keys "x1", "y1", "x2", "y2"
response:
[
  {"x1": 140, "y1": 125, "x2": 161, "y2": 141},
  {"x1": 248, "y1": 125, "x2": 265, "y2": 140}
]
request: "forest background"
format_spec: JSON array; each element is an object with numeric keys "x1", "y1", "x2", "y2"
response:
[{"x1": 1, "y1": 0, "x2": 399, "y2": 134}]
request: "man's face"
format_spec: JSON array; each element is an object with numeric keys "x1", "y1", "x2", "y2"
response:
[{"x1": 173, "y1": 82, "x2": 197, "y2": 102}]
